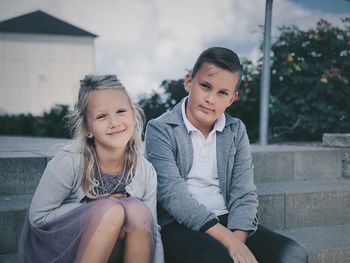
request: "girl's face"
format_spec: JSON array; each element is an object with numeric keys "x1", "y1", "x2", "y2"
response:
[{"x1": 86, "y1": 89, "x2": 135, "y2": 154}]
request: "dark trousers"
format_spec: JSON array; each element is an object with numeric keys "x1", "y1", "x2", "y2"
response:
[{"x1": 161, "y1": 215, "x2": 308, "y2": 263}]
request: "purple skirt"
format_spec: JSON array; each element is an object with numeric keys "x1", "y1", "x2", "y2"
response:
[{"x1": 17, "y1": 197, "x2": 155, "y2": 263}]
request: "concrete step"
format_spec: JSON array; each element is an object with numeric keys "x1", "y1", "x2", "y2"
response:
[
  {"x1": 257, "y1": 179, "x2": 350, "y2": 230},
  {"x1": 3, "y1": 226, "x2": 350, "y2": 263},
  {"x1": 0, "y1": 144, "x2": 344, "y2": 195},
  {"x1": 0, "y1": 136, "x2": 69, "y2": 195},
  {"x1": 0, "y1": 195, "x2": 32, "y2": 254},
  {"x1": 0, "y1": 152, "x2": 49, "y2": 195},
  {"x1": 277, "y1": 224, "x2": 350, "y2": 263},
  {"x1": 0, "y1": 253, "x2": 16, "y2": 263},
  {"x1": 2, "y1": 179, "x2": 349, "y2": 253},
  {"x1": 252, "y1": 144, "x2": 343, "y2": 183}
]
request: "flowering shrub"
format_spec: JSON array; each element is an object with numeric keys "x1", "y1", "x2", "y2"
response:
[
  {"x1": 267, "y1": 18, "x2": 350, "y2": 141},
  {"x1": 138, "y1": 19, "x2": 350, "y2": 143}
]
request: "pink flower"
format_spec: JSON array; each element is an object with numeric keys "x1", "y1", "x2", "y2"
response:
[{"x1": 325, "y1": 68, "x2": 340, "y2": 78}]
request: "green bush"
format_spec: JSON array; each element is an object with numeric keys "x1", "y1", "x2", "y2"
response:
[
  {"x1": 139, "y1": 18, "x2": 350, "y2": 143},
  {"x1": 0, "y1": 104, "x2": 71, "y2": 138},
  {"x1": 269, "y1": 18, "x2": 350, "y2": 141}
]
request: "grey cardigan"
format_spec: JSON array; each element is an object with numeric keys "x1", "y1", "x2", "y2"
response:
[
  {"x1": 145, "y1": 99, "x2": 258, "y2": 232},
  {"x1": 29, "y1": 144, "x2": 164, "y2": 263}
]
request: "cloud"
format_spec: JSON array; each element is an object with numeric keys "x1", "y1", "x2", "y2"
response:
[{"x1": 0, "y1": 0, "x2": 349, "y2": 98}]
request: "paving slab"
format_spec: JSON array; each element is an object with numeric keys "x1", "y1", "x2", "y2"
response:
[
  {"x1": 252, "y1": 144, "x2": 343, "y2": 182},
  {"x1": 322, "y1": 133, "x2": 350, "y2": 147},
  {"x1": 257, "y1": 179, "x2": 350, "y2": 229},
  {"x1": 277, "y1": 224, "x2": 350, "y2": 263},
  {"x1": 0, "y1": 253, "x2": 16, "y2": 263},
  {"x1": 0, "y1": 195, "x2": 32, "y2": 254}
]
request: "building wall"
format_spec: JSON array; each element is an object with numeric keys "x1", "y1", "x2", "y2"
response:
[{"x1": 0, "y1": 32, "x2": 95, "y2": 114}]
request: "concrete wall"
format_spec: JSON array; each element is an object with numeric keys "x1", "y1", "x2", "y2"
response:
[{"x1": 0, "y1": 32, "x2": 95, "y2": 114}]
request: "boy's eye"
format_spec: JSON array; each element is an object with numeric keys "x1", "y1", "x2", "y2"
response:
[
  {"x1": 200, "y1": 83, "x2": 210, "y2": 89},
  {"x1": 219, "y1": 91, "x2": 229, "y2": 96}
]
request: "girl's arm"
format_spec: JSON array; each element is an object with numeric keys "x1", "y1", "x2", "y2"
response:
[
  {"x1": 141, "y1": 160, "x2": 164, "y2": 263},
  {"x1": 29, "y1": 150, "x2": 82, "y2": 226}
]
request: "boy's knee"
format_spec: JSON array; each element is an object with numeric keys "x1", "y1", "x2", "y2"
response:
[{"x1": 279, "y1": 239, "x2": 308, "y2": 263}]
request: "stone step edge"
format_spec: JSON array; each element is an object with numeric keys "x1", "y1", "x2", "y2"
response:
[
  {"x1": 276, "y1": 224, "x2": 350, "y2": 263},
  {"x1": 1, "y1": 178, "x2": 350, "y2": 211},
  {"x1": 0, "y1": 253, "x2": 16, "y2": 263},
  {"x1": 256, "y1": 178, "x2": 350, "y2": 195}
]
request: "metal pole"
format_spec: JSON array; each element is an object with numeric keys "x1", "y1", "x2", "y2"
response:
[{"x1": 259, "y1": 0, "x2": 273, "y2": 145}]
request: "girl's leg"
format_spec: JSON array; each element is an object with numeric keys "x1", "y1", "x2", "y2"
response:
[
  {"x1": 122, "y1": 198, "x2": 154, "y2": 263},
  {"x1": 79, "y1": 202, "x2": 126, "y2": 263}
]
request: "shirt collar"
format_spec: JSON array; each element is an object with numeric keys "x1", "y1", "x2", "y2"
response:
[{"x1": 181, "y1": 97, "x2": 226, "y2": 134}]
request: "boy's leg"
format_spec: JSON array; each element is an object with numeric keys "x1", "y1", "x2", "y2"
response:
[
  {"x1": 161, "y1": 221, "x2": 232, "y2": 263},
  {"x1": 246, "y1": 225, "x2": 308, "y2": 263}
]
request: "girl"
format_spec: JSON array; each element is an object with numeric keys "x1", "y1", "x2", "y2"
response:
[{"x1": 18, "y1": 75, "x2": 164, "y2": 263}]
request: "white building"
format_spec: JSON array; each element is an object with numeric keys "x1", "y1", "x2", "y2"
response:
[{"x1": 0, "y1": 10, "x2": 97, "y2": 115}]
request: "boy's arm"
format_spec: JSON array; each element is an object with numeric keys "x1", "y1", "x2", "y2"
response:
[
  {"x1": 145, "y1": 119, "x2": 217, "y2": 231},
  {"x1": 226, "y1": 121, "x2": 259, "y2": 232}
]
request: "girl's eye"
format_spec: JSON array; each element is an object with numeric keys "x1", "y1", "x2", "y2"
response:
[
  {"x1": 117, "y1": 109, "x2": 127, "y2": 114},
  {"x1": 96, "y1": 114, "x2": 105, "y2": 119},
  {"x1": 219, "y1": 91, "x2": 229, "y2": 96}
]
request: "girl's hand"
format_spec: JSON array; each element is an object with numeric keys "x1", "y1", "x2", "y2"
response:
[{"x1": 110, "y1": 193, "x2": 128, "y2": 199}]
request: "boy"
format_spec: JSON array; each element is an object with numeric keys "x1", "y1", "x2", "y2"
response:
[{"x1": 145, "y1": 47, "x2": 307, "y2": 263}]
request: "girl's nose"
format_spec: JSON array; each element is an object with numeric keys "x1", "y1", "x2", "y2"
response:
[{"x1": 109, "y1": 116, "x2": 120, "y2": 128}]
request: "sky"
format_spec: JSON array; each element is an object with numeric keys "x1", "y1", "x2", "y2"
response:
[{"x1": 0, "y1": 0, "x2": 349, "y2": 100}]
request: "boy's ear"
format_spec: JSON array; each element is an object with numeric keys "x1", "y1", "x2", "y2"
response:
[
  {"x1": 184, "y1": 74, "x2": 192, "y2": 93},
  {"x1": 229, "y1": 91, "x2": 239, "y2": 106}
]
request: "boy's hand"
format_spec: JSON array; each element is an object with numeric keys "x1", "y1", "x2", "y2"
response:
[
  {"x1": 206, "y1": 223, "x2": 257, "y2": 263},
  {"x1": 226, "y1": 234, "x2": 257, "y2": 263}
]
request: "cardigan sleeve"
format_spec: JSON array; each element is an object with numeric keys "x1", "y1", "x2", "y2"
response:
[
  {"x1": 141, "y1": 159, "x2": 164, "y2": 263},
  {"x1": 226, "y1": 121, "x2": 258, "y2": 232},
  {"x1": 29, "y1": 150, "x2": 82, "y2": 226}
]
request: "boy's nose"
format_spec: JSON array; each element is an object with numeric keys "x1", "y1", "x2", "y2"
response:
[{"x1": 205, "y1": 93, "x2": 215, "y2": 104}]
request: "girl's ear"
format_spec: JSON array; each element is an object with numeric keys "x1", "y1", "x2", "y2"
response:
[{"x1": 87, "y1": 131, "x2": 93, "y2": 138}]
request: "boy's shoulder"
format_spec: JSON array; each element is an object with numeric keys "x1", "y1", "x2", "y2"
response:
[
  {"x1": 225, "y1": 113, "x2": 247, "y2": 130},
  {"x1": 148, "y1": 100, "x2": 183, "y2": 127}
]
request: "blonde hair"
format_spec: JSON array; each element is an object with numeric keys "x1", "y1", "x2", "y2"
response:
[{"x1": 67, "y1": 74, "x2": 144, "y2": 199}]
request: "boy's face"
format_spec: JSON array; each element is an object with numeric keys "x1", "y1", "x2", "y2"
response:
[{"x1": 184, "y1": 63, "x2": 239, "y2": 136}]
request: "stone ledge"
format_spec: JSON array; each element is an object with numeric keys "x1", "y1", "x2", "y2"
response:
[{"x1": 322, "y1": 133, "x2": 350, "y2": 148}]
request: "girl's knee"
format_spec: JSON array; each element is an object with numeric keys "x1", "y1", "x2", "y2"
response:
[
  {"x1": 101, "y1": 202, "x2": 125, "y2": 227},
  {"x1": 125, "y1": 198, "x2": 152, "y2": 218},
  {"x1": 123, "y1": 199, "x2": 154, "y2": 229}
]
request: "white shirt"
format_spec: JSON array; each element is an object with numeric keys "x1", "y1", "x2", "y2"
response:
[{"x1": 181, "y1": 99, "x2": 228, "y2": 216}]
